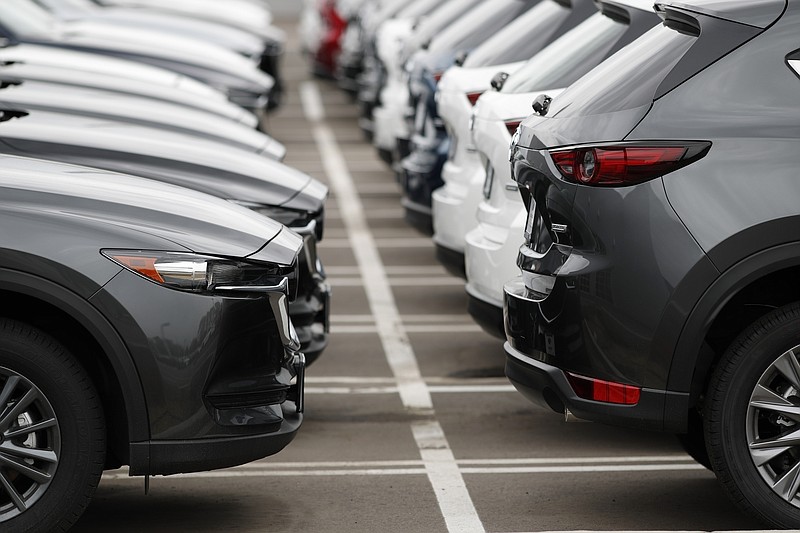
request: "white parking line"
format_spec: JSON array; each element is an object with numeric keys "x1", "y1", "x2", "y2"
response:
[
  {"x1": 306, "y1": 384, "x2": 515, "y2": 394},
  {"x1": 325, "y1": 265, "x2": 447, "y2": 276},
  {"x1": 320, "y1": 237, "x2": 433, "y2": 248},
  {"x1": 331, "y1": 324, "x2": 482, "y2": 334},
  {"x1": 329, "y1": 276, "x2": 464, "y2": 287},
  {"x1": 301, "y1": 81, "x2": 485, "y2": 533},
  {"x1": 331, "y1": 313, "x2": 470, "y2": 323},
  {"x1": 101, "y1": 462, "x2": 703, "y2": 481}
]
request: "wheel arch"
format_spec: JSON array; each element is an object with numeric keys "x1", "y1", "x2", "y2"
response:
[
  {"x1": 0, "y1": 268, "x2": 150, "y2": 465},
  {"x1": 668, "y1": 242, "x2": 800, "y2": 411}
]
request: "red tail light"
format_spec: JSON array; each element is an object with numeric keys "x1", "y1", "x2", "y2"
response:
[
  {"x1": 549, "y1": 142, "x2": 711, "y2": 187},
  {"x1": 432, "y1": 71, "x2": 444, "y2": 83},
  {"x1": 466, "y1": 91, "x2": 484, "y2": 106},
  {"x1": 504, "y1": 120, "x2": 521, "y2": 137},
  {"x1": 566, "y1": 372, "x2": 641, "y2": 405}
]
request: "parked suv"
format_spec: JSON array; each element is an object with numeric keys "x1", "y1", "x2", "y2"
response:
[
  {"x1": 0, "y1": 155, "x2": 306, "y2": 531},
  {"x1": 505, "y1": 0, "x2": 800, "y2": 526}
]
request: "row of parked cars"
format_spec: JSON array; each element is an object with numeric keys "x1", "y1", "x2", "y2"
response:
[
  {"x1": 0, "y1": 1, "x2": 333, "y2": 531},
  {"x1": 305, "y1": 0, "x2": 800, "y2": 527}
]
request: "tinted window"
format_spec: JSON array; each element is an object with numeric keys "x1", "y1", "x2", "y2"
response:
[
  {"x1": 397, "y1": 0, "x2": 441, "y2": 19},
  {"x1": 463, "y1": 0, "x2": 569, "y2": 68},
  {"x1": 549, "y1": 24, "x2": 696, "y2": 118},
  {"x1": 502, "y1": 13, "x2": 629, "y2": 93},
  {"x1": 405, "y1": 0, "x2": 483, "y2": 60},
  {"x1": 428, "y1": 0, "x2": 534, "y2": 56}
]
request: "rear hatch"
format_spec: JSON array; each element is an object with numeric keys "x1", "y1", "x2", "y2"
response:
[{"x1": 512, "y1": 0, "x2": 781, "y2": 273}]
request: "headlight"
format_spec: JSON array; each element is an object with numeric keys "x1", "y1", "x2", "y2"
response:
[{"x1": 102, "y1": 250, "x2": 295, "y2": 295}]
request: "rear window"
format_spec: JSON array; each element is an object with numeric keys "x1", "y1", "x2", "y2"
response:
[
  {"x1": 406, "y1": 0, "x2": 483, "y2": 56},
  {"x1": 397, "y1": 0, "x2": 441, "y2": 19},
  {"x1": 428, "y1": 0, "x2": 535, "y2": 56},
  {"x1": 549, "y1": 24, "x2": 696, "y2": 118},
  {"x1": 502, "y1": 12, "x2": 629, "y2": 93},
  {"x1": 463, "y1": 0, "x2": 570, "y2": 68}
]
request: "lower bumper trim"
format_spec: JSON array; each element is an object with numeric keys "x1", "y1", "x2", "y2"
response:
[
  {"x1": 129, "y1": 402, "x2": 302, "y2": 476},
  {"x1": 435, "y1": 243, "x2": 466, "y2": 279}
]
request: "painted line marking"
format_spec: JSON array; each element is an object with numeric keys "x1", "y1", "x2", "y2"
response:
[
  {"x1": 331, "y1": 314, "x2": 471, "y2": 323},
  {"x1": 331, "y1": 324, "x2": 483, "y2": 334},
  {"x1": 325, "y1": 265, "x2": 447, "y2": 276},
  {"x1": 306, "y1": 384, "x2": 515, "y2": 394},
  {"x1": 301, "y1": 80, "x2": 485, "y2": 533},
  {"x1": 102, "y1": 462, "x2": 703, "y2": 481},
  {"x1": 327, "y1": 208, "x2": 406, "y2": 220},
  {"x1": 320, "y1": 237, "x2": 433, "y2": 249},
  {"x1": 305, "y1": 376, "x2": 510, "y2": 385},
  {"x1": 329, "y1": 277, "x2": 464, "y2": 287}
]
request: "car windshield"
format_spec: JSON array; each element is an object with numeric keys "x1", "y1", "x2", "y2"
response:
[
  {"x1": 0, "y1": 0, "x2": 58, "y2": 38},
  {"x1": 548, "y1": 23, "x2": 697, "y2": 118},
  {"x1": 463, "y1": 0, "x2": 570, "y2": 68},
  {"x1": 502, "y1": 12, "x2": 630, "y2": 93}
]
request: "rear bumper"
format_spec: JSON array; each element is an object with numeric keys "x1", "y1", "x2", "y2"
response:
[{"x1": 503, "y1": 280, "x2": 688, "y2": 432}]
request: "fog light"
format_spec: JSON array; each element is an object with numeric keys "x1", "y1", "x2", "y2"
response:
[{"x1": 566, "y1": 372, "x2": 640, "y2": 405}]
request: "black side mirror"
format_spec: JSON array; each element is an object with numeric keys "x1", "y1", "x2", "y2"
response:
[
  {"x1": 490, "y1": 72, "x2": 509, "y2": 92},
  {"x1": 532, "y1": 94, "x2": 553, "y2": 116}
]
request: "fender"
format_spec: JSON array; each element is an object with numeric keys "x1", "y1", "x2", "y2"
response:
[
  {"x1": 0, "y1": 268, "x2": 149, "y2": 441},
  {"x1": 667, "y1": 242, "x2": 800, "y2": 397}
]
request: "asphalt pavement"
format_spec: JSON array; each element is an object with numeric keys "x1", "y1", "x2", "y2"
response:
[{"x1": 72, "y1": 18, "x2": 771, "y2": 533}]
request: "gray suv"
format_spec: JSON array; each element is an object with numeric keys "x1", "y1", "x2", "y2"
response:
[{"x1": 504, "y1": 0, "x2": 800, "y2": 526}]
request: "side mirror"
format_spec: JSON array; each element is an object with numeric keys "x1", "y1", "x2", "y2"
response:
[
  {"x1": 532, "y1": 94, "x2": 553, "y2": 116},
  {"x1": 454, "y1": 50, "x2": 468, "y2": 66},
  {"x1": 490, "y1": 72, "x2": 509, "y2": 91}
]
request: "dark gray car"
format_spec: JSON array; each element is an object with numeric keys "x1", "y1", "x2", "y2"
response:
[
  {"x1": 505, "y1": 0, "x2": 800, "y2": 526},
  {"x1": 0, "y1": 154, "x2": 306, "y2": 531}
]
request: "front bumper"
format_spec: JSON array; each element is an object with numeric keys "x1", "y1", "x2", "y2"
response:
[
  {"x1": 503, "y1": 279, "x2": 688, "y2": 432},
  {"x1": 290, "y1": 225, "x2": 331, "y2": 365},
  {"x1": 399, "y1": 134, "x2": 448, "y2": 235},
  {"x1": 93, "y1": 267, "x2": 308, "y2": 475}
]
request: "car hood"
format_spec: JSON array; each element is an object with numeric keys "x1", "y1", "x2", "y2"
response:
[
  {"x1": 0, "y1": 42, "x2": 223, "y2": 99},
  {"x1": 0, "y1": 110, "x2": 314, "y2": 208},
  {"x1": 0, "y1": 80, "x2": 283, "y2": 158},
  {"x1": 0, "y1": 154, "x2": 302, "y2": 263},
  {"x1": 65, "y1": 10, "x2": 269, "y2": 56},
  {"x1": 52, "y1": 20, "x2": 272, "y2": 87},
  {"x1": 97, "y1": 0, "x2": 275, "y2": 39},
  {"x1": 0, "y1": 58, "x2": 255, "y2": 125}
]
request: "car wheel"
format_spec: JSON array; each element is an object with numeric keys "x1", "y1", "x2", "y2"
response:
[
  {"x1": 0, "y1": 319, "x2": 105, "y2": 532},
  {"x1": 706, "y1": 302, "x2": 800, "y2": 528}
]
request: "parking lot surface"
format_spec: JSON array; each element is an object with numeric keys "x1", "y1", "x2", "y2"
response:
[{"x1": 73, "y1": 21, "x2": 766, "y2": 533}]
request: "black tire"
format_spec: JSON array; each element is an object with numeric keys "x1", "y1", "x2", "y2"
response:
[
  {"x1": 0, "y1": 319, "x2": 105, "y2": 532},
  {"x1": 676, "y1": 410, "x2": 712, "y2": 470},
  {"x1": 705, "y1": 302, "x2": 800, "y2": 528}
]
